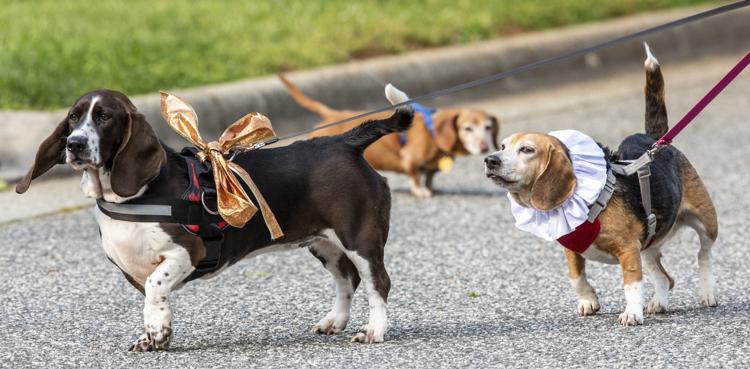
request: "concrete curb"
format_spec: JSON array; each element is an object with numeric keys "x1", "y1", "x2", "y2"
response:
[{"x1": 2, "y1": 5, "x2": 748, "y2": 182}]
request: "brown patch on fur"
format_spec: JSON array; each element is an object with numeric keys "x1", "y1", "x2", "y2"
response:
[
  {"x1": 121, "y1": 270, "x2": 145, "y2": 294},
  {"x1": 160, "y1": 224, "x2": 207, "y2": 267},
  {"x1": 679, "y1": 160, "x2": 718, "y2": 241},
  {"x1": 564, "y1": 249, "x2": 586, "y2": 279},
  {"x1": 595, "y1": 197, "x2": 644, "y2": 284}
]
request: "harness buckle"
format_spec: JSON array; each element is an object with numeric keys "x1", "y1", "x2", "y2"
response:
[{"x1": 637, "y1": 165, "x2": 652, "y2": 180}]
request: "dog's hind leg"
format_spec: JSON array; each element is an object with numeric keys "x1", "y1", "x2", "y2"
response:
[
  {"x1": 564, "y1": 249, "x2": 600, "y2": 316},
  {"x1": 322, "y1": 228, "x2": 391, "y2": 343},
  {"x1": 309, "y1": 239, "x2": 361, "y2": 335},
  {"x1": 679, "y1": 163, "x2": 719, "y2": 307},
  {"x1": 642, "y1": 247, "x2": 673, "y2": 315}
]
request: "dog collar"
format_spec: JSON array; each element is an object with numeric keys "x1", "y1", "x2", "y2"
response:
[
  {"x1": 508, "y1": 130, "x2": 608, "y2": 247},
  {"x1": 399, "y1": 102, "x2": 437, "y2": 145}
]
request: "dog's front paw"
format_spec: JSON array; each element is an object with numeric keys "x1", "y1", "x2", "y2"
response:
[
  {"x1": 576, "y1": 296, "x2": 600, "y2": 316},
  {"x1": 618, "y1": 304, "x2": 644, "y2": 326},
  {"x1": 144, "y1": 324, "x2": 172, "y2": 350},
  {"x1": 142, "y1": 305, "x2": 173, "y2": 350},
  {"x1": 129, "y1": 334, "x2": 154, "y2": 352},
  {"x1": 312, "y1": 314, "x2": 348, "y2": 335},
  {"x1": 700, "y1": 290, "x2": 718, "y2": 307},
  {"x1": 411, "y1": 187, "x2": 433, "y2": 199},
  {"x1": 351, "y1": 325, "x2": 385, "y2": 344}
]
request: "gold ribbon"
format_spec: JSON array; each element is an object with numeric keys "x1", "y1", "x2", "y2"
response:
[{"x1": 159, "y1": 92, "x2": 283, "y2": 239}]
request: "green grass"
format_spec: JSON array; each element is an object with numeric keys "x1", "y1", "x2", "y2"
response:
[{"x1": 0, "y1": 0, "x2": 714, "y2": 110}]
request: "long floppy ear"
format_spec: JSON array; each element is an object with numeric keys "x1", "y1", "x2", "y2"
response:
[
  {"x1": 432, "y1": 111, "x2": 459, "y2": 153},
  {"x1": 530, "y1": 144, "x2": 576, "y2": 211},
  {"x1": 110, "y1": 112, "x2": 166, "y2": 197},
  {"x1": 490, "y1": 116, "x2": 500, "y2": 150},
  {"x1": 15, "y1": 118, "x2": 70, "y2": 194}
]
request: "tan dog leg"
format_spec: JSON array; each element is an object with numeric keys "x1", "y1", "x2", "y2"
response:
[
  {"x1": 407, "y1": 173, "x2": 431, "y2": 198},
  {"x1": 615, "y1": 245, "x2": 644, "y2": 325},
  {"x1": 565, "y1": 249, "x2": 600, "y2": 316},
  {"x1": 642, "y1": 248, "x2": 672, "y2": 315}
]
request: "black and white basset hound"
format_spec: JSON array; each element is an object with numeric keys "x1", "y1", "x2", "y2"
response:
[{"x1": 16, "y1": 86, "x2": 414, "y2": 351}]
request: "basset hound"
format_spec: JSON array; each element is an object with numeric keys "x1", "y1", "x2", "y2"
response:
[
  {"x1": 16, "y1": 85, "x2": 415, "y2": 350},
  {"x1": 279, "y1": 74, "x2": 500, "y2": 198},
  {"x1": 484, "y1": 45, "x2": 718, "y2": 325}
]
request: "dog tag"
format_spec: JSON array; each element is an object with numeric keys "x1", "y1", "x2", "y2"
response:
[{"x1": 438, "y1": 157, "x2": 453, "y2": 172}]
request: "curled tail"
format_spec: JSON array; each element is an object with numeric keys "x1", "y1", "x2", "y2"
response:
[
  {"x1": 343, "y1": 84, "x2": 414, "y2": 152},
  {"x1": 644, "y1": 43, "x2": 669, "y2": 139},
  {"x1": 278, "y1": 73, "x2": 337, "y2": 118}
]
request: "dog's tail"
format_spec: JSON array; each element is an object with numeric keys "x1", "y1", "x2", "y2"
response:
[
  {"x1": 278, "y1": 73, "x2": 337, "y2": 118},
  {"x1": 342, "y1": 84, "x2": 413, "y2": 152},
  {"x1": 643, "y1": 43, "x2": 669, "y2": 139}
]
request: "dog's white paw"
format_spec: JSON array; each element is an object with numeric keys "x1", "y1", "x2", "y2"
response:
[
  {"x1": 576, "y1": 296, "x2": 600, "y2": 316},
  {"x1": 350, "y1": 325, "x2": 385, "y2": 344},
  {"x1": 142, "y1": 304, "x2": 173, "y2": 350},
  {"x1": 699, "y1": 290, "x2": 718, "y2": 307},
  {"x1": 646, "y1": 297, "x2": 669, "y2": 315},
  {"x1": 618, "y1": 304, "x2": 644, "y2": 326},
  {"x1": 411, "y1": 187, "x2": 433, "y2": 199},
  {"x1": 312, "y1": 314, "x2": 349, "y2": 335}
]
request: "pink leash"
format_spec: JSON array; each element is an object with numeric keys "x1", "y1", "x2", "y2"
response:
[{"x1": 655, "y1": 50, "x2": 750, "y2": 146}]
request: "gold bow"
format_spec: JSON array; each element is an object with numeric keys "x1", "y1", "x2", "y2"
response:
[{"x1": 160, "y1": 92, "x2": 283, "y2": 239}]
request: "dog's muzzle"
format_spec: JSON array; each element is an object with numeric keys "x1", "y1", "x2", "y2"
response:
[
  {"x1": 484, "y1": 154, "x2": 501, "y2": 170},
  {"x1": 66, "y1": 135, "x2": 93, "y2": 167}
]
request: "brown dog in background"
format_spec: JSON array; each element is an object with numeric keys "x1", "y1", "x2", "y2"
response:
[{"x1": 279, "y1": 74, "x2": 500, "y2": 198}]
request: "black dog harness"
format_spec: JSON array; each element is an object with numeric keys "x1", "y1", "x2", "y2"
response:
[{"x1": 96, "y1": 149, "x2": 230, "y2": 273}]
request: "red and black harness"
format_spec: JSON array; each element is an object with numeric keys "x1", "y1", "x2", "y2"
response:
[{"x1": 96, "y1": 148, "x2": 231, "y2": 273}]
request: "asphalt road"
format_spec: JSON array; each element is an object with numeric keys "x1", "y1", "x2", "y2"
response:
[{"x1": 1, "y1": 52, "x2": 749, "y2": 369}]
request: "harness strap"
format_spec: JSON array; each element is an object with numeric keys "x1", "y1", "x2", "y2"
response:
[
  {"x1": 587, "y1": 169, "x2": 616, "y2": 222},
  {"x1": 96, "y1": 198, "x2": 204, "y2": 224},
  {"x1": 637, "y1": 165, "x2": 657, "y2": 246},
  {"x1": 612, "y1": 161, "x2": 657, "y2": 246}
]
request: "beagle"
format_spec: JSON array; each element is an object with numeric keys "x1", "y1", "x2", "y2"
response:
[
  {"x1": 484, "y1": 45, "x2": 718, "y2": 325},
  {"x1": 279, "y1": 74, "x2": 500, "y2": 198},
  {"x1": 16, "y1": 86, "x2": 414, "y2": 350}
]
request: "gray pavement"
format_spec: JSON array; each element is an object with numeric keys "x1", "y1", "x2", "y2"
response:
[{"x1": 1, "y1": 52, "x2": 749, "y2": 368}]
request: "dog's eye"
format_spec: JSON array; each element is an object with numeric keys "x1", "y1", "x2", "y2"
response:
[
  {"x1": 463, "y1": 126, "x2": 473, "y2": 132},
  {"x1": 519, "y1": 146, "x2": 535, "y2": 154},
  {"x1": 485, "y1": 125, "x2": 492, "y2": 131},
  {"x1": 69, "y1": 114, "x2": 79, "y2": 122},
  {"x1": 98, "y1": 113, "x2": 111, "y2": 122}
]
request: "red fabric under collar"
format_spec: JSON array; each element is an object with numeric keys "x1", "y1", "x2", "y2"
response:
[{"x1": 556, "y1": 218, "x2": 601, "y2": 254}]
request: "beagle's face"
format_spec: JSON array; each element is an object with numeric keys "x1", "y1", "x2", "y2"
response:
[
  {"x1": 484, "y1": 132, "x2": 577, "y2": 211},
  {"x1": 65, "y1": 91, "x2": 132, "y2": 170},
  {"x1": 455, "y1": 111, "x2": 498, "y2": 155}
]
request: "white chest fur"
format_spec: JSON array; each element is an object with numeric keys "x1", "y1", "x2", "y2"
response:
[{"x1": 95, "y1": 206, "x2": 189, "y2": 285}]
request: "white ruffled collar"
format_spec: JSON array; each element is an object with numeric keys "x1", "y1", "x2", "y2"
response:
[{"x1": 507, "y1": 130, "x2": 607, "y2": 241}]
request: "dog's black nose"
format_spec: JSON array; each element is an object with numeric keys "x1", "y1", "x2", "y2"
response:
[
  {"x1": 484, "y1": 155, "x2": 501, "y2": 168},
  {"x1": 66, "y1": 136, "x2": 86, "y2": 153}
]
